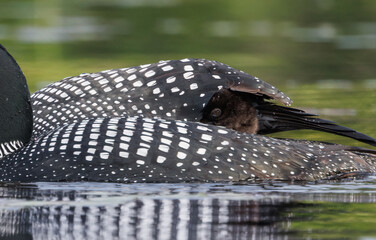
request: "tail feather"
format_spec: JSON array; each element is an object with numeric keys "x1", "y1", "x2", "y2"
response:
[{"x1": 257, "y1": 104, "x2": 376, "y2": 147}]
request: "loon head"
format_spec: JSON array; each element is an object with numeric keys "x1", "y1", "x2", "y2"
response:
[{"x1": 0, "y1": 44, "x2": 32, "y2": 158}]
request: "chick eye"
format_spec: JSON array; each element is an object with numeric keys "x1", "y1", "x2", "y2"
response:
[{"x1": 210, "y1": 108, "x2": 222, "y2": 118}]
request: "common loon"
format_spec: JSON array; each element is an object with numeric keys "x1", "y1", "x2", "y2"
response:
[
  {"x1": 1, "y1": 44, "x2": 376, "y2": 183},
  {"x1": 31, "y1": 58, "x2": 376, "y2": 146}
]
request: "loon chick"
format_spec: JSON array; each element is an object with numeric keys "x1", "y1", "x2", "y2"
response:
[
  {"x1": 200, "y1": 89, "x2": 376, "y2": 146},
  {"x1": 1, "y1": 44, "x2": 376, "y2": 183},
  {"x1": 31, "y1": 59, "x2": 376, "y2": 147}
]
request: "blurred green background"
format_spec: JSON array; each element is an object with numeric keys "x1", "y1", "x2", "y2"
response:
[{"x1": 1, "y1": 0, "x2": 376, "y2": 147}]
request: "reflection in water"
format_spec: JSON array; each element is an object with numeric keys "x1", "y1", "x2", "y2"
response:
[
  {"x1": 0, "y1": 181, "x2": 376, "y2": 239},
  {"x1": 0, "y1": 196, "x2": 290, "y2": 239}
]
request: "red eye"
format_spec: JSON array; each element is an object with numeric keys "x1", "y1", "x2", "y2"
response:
[{"x1": 210, "y1": 108, "x2": 222, "y2": 118}]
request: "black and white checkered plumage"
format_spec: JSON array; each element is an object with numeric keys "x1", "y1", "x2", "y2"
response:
[
  {"x1": 31, "y1": 58, "x2": 292, "y2": 137},
  {"x1": 2, "y1": 116, "x2": 376, "y2": 182}
]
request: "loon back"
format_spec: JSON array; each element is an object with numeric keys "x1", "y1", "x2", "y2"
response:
[
  {"x1": 31, "y1": 58, "x2": 291, "y2": 137},
  {"x1": 0, "y1": 44, "x2": 32, "y2": 157},
  {"x1": 2, "y1": 116, "x2": 376, "y2": 183}
]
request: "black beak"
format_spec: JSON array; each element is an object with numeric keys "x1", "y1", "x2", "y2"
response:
[{"x1": 256, "y1": 103, "x2": 376, "y2": 147}]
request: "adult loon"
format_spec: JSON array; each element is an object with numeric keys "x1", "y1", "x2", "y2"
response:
[
  {"x1": 1, "y1": 44, "x2": 376, "y2": 183},
  {"x1": 31, "y1": 58, "x2": 376, "y2": 146}
]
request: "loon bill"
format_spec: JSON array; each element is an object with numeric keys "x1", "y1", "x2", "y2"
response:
[
  {"x1": 1, "y1": 43, "x2": 376, "y2": 183},
  {"x1": 2, "y1": 116, "x2": 376, "y2": 183},
  {"x1": 31, "y1": 58, "x2": 376, "y2": 147}
]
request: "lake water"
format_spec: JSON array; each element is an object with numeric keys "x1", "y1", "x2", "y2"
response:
[{"x1": 1, "y1": 178, "x2": 376, "y2": 240}]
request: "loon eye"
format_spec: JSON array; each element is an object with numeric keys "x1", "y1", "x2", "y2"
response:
[{"x1": 210, "y1": 108, "x2": 222, "y2": 118}]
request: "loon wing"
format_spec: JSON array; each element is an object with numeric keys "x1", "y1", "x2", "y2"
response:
[
  {"x1": 256, "y1": 103, "x2": 376, "y2": 147},
  {"x1": 31, "y1": 59, "x2": 291, "y2": 138},
  {"x1": 201, "y1": 60, "x2": 292, "y2": 106}
]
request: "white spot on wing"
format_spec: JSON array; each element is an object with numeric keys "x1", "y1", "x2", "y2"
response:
[
  {"x1": 136, "y1": 160, "x2": 145, "y2": 165},
  {"x1": 127, "y1": 74, "x2": 136, "y2": 81},
  {"x1": 177, "y1": 152, "x2": 187, "y2": 159},
  {"x1": 178, "y1": 141, "x2": 190, "y2": 149},
  {"x1": 183, "y1": 72, "x2": 194, "y2": 79},
  {"x1": 133, "y1": 80, "x2": 143, "y2": 87},
  {"x1": 171, "y1": 87, "x2": 180, "y2": 93},
  {"x1": 197, "y1": 148, "x2": 206, "y2": 155},
  {"x1": 136, "y1": 148, "x2": 149, "y2": 157},
  {"x1": 190, "y1": 83, "x2": 198, "y2": 90},
  {"x1": 157, "y1": 156, "x2": 166, "y2": 163},
  {"x1": 201, "y1": 134, "x2": 213, "y2": 141},
  {"x1": 184, "y1": 65, "x2": 194, "y2": 71},
  {"x1": 158, "y1": 144, "x2": 170, "y2": 152},
  {"x1": 147, "y1": 80, "x2": 157, "y2": 87},
  {"x1": 145, "y1": 70, "x2": 156, "y2": 78},
  {"x1": 166, "y1": 76, "x2": 176, "y2": 83},
  {"x1": 153, "y1": 88, "x2": 161, "y2": 94},
  {"x1": 162, "y1": 65, "x2": 173, "y2": 71}
]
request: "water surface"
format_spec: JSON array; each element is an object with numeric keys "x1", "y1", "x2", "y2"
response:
[{"x1": 2, "y1": 178, "x2": 376, "y2": 239}]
